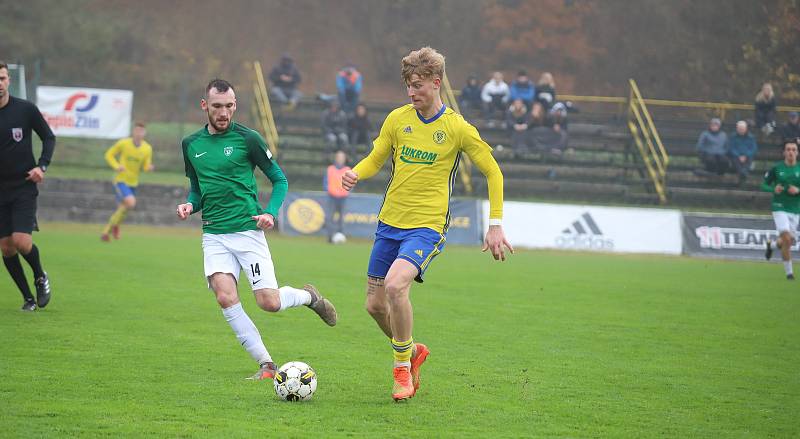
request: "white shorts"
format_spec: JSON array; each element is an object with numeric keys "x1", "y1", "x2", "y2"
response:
[
  {"x1": 202, "y1": 230, "x2": 278, "y2": 290},
  {"x1": 773, "y1": 211, "x2": 800, "y2": 236}
]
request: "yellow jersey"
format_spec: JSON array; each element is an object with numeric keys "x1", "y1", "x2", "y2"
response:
[
  {"x1": 353, "y1": 104, "x2": 503, "y2": 233},
  {"x1": 104, "y1": 138, "x2": 153, "y2": 186}
]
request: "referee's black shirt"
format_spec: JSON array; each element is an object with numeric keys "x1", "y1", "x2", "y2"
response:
[{"x1": 0, "y1": 96, "x2": 56, "y2": 184}]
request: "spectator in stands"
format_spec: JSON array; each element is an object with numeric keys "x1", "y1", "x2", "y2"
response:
[
  {"x1": 269, "y1": 54, "x2": 302, "y2": 108},
  {"x1": 528, "y1": 101, "x2": 549, "y2": 128},
  {"x1": 728, "y1": 120, "x2": 758, "y2": 185},
  {"x1": 755, "y1": 82, "x2": 777, "y2": 135},
  {"x1": 509, "y1": 70, "x2": 535, "y2": 109},
  {"x1": 323, "y1": 150, "x2": 351, "y2": 242},
  {"x1": 322, "y1": 101, "x2": 349, "y2": 154},
  {"x1": 458, "y1": 74, "x2": 483, "y2": 116},
  {"x1": 528, "y1": 101, "x2": 567, "y2": 158},
  {"x1": 781, "y1": 112, "x2": 800, "y2": 143},
  {"x1": 481, "y1": 71, "x2": 509, "y2": 127},
  {"x1": 336, "y1": 64, "x2": 362, "y2": 115},
  {"x1": 695, "y1": 117, "x2": 729, "y2": 176},
  {"x1": 505, "y1": 98, "x2": 530, "y2": 156},
  {"x1": 550, "y1": 102, "x2": 569, "y2": 132},
  {"x1": 348, "y1": 103, "x2": 372, "y2": 150},
  {"x1": 535, "y1": 72, "x2": 557, "y2": 110}
]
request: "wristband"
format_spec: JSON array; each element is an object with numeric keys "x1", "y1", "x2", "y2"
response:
[{"x1": 488, "y1": 218, "x2": 502, "y2": 226}]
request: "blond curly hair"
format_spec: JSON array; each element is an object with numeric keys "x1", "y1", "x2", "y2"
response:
[{"x1": 401, "y1": 47, "x2": 445, "y2": 83}]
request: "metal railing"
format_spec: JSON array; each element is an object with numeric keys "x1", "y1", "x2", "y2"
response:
[
  {"x1": 252, "y1": 61, "x2": 279, "y2": 157},
  {"x1": 627, "y1": 79, "x2": 669, "y2": 203},
  {"x1": 442, "y1": 72, "x2": 473, "y2": 194}
]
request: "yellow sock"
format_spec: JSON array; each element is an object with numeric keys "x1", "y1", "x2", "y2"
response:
[
  {"x1": 391, "y1": 337, "x2": 413, "y2": 367},
  {"x1": 103, "y1": 206, "x2": 127, "y2": 234}
]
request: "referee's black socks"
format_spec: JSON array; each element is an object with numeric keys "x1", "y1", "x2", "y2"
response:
[
  {"x1": 3, "y1": 254, "x2": 35, "y2": 302},
  {"x1": 21, "y1": 244, "x2": 45, "y2": 280}
]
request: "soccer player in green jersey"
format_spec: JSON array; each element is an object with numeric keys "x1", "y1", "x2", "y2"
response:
[
  {"x1": 763, "y1": 138, "x2": 800, "y2": 279},
  {"x1": 176, "y1": 79, "x2": 338, "y2": 380}
]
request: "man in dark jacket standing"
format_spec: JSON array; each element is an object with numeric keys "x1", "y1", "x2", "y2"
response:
[{"x1": 0, "y1": 61, "x2": 55, "y2": 311}]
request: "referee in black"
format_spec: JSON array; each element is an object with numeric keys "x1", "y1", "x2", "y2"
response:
[{"x1": 0, "y1": 61, "x2": 55, "y2": 311}]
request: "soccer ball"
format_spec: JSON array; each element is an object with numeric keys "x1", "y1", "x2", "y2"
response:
[
  {"x1": 331, "y1": 232, "x2": 347, "y2": 245},
  {"x1": 274, "y1": 361, "x2": 317, "y2": 401}
]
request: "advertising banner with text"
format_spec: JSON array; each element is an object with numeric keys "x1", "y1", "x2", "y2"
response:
[
  {"x1": 682, "y1": 213, "x2": 785, "y2": 260},
  {"x1": 37, "y1": 86, "x2": 133, "y2": 138},
  {"x1": 483, "y1": 201, "x2": 682, "y2": 254},
  {"x1": 280, "y1": 192, "x2": 482, "y2": 245}
]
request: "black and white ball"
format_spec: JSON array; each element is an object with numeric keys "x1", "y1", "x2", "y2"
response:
[{"x1": 274, "y1": 361, "x2": 317, "y2": 401}]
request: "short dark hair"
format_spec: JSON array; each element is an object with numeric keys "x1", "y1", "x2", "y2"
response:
[
  {"x1": 785, "y1": 138, "x2": 800, "y2": 148},
  {"x1": 206, "y1": 78, "x2": 234, "y2": 96},
  {"x1": 0, "y1": 60, "x2": 7, "y2": 71},
  {"x1": 134, "y1": 121, "x2": 146, "y2": 128}
]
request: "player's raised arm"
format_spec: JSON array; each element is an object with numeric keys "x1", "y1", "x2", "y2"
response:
[
  {"x1": 247, "y1": 132, "x2": 287, "y2": 226},
  {"x1": 460, "y1": 122, "x2": 513, "y2": 261},
  {"x1": 344, "y1": 112, "x2": 396, "y2": 191}
]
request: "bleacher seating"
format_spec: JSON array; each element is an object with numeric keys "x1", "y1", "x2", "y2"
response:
[{"x1": 269, "y1": 98, "x2": 773, "y2": 210}]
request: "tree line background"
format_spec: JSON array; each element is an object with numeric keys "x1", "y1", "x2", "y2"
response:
[{"x1": 4, "y1": 0, "x2": 798, "y2": 120}]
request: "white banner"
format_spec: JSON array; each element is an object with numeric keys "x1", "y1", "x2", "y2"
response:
[
  {"x1": 484, "y1": 201, "x2": 682, "y2": 254},
  {"x1": 36, "y1": 86, "x2": 133, "y2": 139}
]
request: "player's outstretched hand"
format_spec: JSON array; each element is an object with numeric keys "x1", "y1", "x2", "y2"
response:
[
  {"x1": 26, "y1": 167, "x2": 45, "y2": 183},
  {"x1": 482, "y1": 225, "x2": 514, "y2": 261},
  {"x1": 252, "y1": 213, "x2": 275, "y2": 230},
  {"x1": 789, "y1": 185, "x2": 799, "y2": 195},
  {"x1": 775, "y1": 184, "x2": 785, "y2": 194},
  {"x1": 176, "y1": 203, "x2": 193, "y2": 220},
  {"x1": 342, "y1": 170, "x2": 359, "y2": 191}
]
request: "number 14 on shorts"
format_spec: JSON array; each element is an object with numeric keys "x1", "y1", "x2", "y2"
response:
[{"x1": 250, "y1": 263, "x2": 261, "y2": 277}]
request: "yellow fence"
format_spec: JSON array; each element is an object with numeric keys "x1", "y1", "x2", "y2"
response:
[
  {"x1": 627, "y1": 79, "x2": 669, "y2": 203},
  {"x1": 441, "y1": 72, "x2": 474, "y2": 194},
  {"x1": 251, "y1": 61, "x2": 279, "y2": 157}
]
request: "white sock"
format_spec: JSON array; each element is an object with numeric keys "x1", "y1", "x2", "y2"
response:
[
  {"x1": 784, "y1": 261, "x2": 793, "y2": 275},
  {"x1": 222, "y1": 303, "x2": 272, "y2": 364},
  {"x1": 278, "y1": 286, "x2": 312, "y2": 311}
]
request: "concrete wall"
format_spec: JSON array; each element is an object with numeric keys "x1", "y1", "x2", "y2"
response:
[{"x1": 37, "y1": 178, "x2": 204, "y2": 228}]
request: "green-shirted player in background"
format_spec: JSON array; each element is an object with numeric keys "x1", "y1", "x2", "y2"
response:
[
  {"x1": 763, "y1": 138, "x2": 800, "y2": 279},
  {"x1": 176, "y1": 79, "x2": 338, "y2": 380}
]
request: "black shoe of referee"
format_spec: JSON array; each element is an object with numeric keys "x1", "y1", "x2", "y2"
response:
[
  {"x1": 35, "y1": 272, "x2": 51, "y2": 309},
  {"x1": 21, "y1": 299, "x2": 37, "y2": 312},
  {"x1": 765, "y1": 240, "x2": 773, "y2": 261}
]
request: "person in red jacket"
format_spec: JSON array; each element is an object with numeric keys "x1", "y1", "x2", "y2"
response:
[{"x1": 323, "y1": 150, "x2": 351, "y2": 242}]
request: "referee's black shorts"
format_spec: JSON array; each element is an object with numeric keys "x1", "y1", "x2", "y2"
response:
[{"x1": 0, "y1": 181, "x2": 39, "y2": 238}]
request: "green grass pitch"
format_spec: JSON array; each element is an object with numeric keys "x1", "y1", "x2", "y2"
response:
[{"x1": 0, "y1": 223, "x2": 797, "y2": 437}]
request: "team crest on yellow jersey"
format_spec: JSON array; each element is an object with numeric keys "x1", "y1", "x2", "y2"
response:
[
  {"x1": 433, "y1": 130, "x2": 446, "y2": 144},
  {"x1": 403, "y1": 126, "x2": 412, "y2": 134}
]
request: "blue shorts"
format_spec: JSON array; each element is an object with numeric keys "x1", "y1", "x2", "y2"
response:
[
  {"x1": 114, "y1": 182, "x2": 136, "y2": 202},
  {"x1": 367, "y1": 221, "x2": 446, "y2": 283}
]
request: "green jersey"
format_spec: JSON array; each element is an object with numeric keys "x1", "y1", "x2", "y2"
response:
[
  {"x1": 182, "y1": 122, "x2": 288, "y2": 234},
  {"x1": 761, "y1": 161, "x2": 800, "y2": 214}
]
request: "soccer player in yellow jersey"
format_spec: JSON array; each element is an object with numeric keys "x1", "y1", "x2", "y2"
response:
[
  {"x1": 342, "y1": 47, "x2": 513, "y2": 401},
  {"x1": 101, "y1": 122, "x2": 154, "y2": 241}
]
